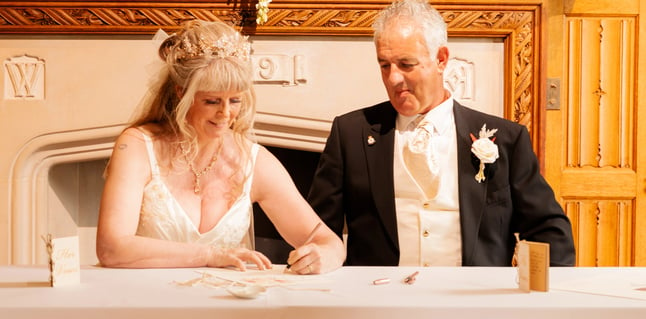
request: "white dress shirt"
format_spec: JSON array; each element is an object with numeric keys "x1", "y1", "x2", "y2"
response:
[{"x1": 394, "y1": 97, "x2": 462, "y2": 266}]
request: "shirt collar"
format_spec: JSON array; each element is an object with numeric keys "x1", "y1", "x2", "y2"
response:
[{"x1": 397, "y1": 95, "x2": 454, "y2": 134}]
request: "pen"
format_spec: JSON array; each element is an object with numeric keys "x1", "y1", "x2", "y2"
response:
[
  {"x1": 403, "y1": 271, "x2": 419, "y2": 284},
  {"x1": 372, "y1": 278, "x2": 391, "y2": 285},
  {"x1": 285, "y1": 222, "x2": 323, "y2": 270}
]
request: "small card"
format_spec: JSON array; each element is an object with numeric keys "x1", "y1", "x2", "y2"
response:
[
  {"x1": 43, "y1": 234, "x2": 81, "y2": 287},
  {"x1": 516, "y1": 239, "x2": 549, "y2": 292}
]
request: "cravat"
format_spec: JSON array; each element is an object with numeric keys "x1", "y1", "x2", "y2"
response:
[{"x1": 402, "y1": 117, "x2": 441, "y2": 200}]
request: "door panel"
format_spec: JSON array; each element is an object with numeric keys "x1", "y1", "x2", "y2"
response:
[{"x1": 546, "y1": 0, "x2": 645, "y2": 266}]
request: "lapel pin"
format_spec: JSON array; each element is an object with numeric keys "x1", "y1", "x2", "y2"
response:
[{"x1": 367, "y1": 135, "x2": 376, "y2": 145}]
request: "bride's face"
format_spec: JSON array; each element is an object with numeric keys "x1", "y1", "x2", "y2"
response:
[{"x1": 186, "y1": 90, "x2": 242, "y2": 139}]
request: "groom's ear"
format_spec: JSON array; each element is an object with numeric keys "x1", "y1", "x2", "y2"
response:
[{"x1": 435, "y1": 46, "x2": 449, "y2": 73}]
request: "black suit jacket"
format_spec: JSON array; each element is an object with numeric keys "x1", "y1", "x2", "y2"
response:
[{"x1": 307, "y1": 100, "x2": 575, "y2": 266}]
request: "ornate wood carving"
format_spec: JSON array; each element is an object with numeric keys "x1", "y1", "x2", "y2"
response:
[{"x1": 0, "y1": 1, "x2": 544, "y2": 157}]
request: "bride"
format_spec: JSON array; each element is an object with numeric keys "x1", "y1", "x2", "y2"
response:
[{"x1": 96, "y1": 19, "x2": 345, "y2": 275}]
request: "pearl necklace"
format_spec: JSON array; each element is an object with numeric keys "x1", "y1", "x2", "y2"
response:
[{"x1": 180, "y1": 142, "x2": 223, "y2": 194}]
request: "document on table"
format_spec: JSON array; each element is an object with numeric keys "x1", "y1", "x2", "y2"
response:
[
  {"x1": 43, "y1": 234, "x2": 81, "y2": 287},
  {"x1": 552, "y1": 274, "x2": 646, "y2": 301},
  {"x1": 173, "y1": 266, "x2": 332, "y2": 292},
  {"x1": 516, "y1": 240, "x2": 549, "y2": 292}
]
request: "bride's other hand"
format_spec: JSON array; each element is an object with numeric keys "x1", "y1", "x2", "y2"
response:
[{"x1": 207, "y1": 247, "x2": 272, "y2": 271}]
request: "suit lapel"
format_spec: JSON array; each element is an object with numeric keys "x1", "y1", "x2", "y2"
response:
[
  {"x1": 453, "y1": 102, "x2": 488, "y2": 265},
  {"x1": 363, "y1": 105, "x2": 399, "y2": 250}
]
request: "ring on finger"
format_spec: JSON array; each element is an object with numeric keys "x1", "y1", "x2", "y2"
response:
[{"x1": 307, "y1": 264, "x2": 313, "y2": 273}]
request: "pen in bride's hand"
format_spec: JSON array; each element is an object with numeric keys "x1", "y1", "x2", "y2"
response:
[{"x1": 285, "y1": 222, "x2": 322, "y2": 270}]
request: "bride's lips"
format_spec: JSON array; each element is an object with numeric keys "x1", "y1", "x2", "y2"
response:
[{"x1": 209, "y1": 120, "x2": 228, "y2": 128}]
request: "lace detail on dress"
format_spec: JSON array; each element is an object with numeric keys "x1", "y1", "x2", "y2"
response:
[{"x1": 136, "y1": 131, "x2": 258, "y2": 249}]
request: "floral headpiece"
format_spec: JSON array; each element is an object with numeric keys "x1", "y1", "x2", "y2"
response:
[
  {"x1": 470, "y1": 124, "x2": 499, "y2": 183},
  {"x1": 177, "y1": 34, "x2": 251, "y2": 62}
]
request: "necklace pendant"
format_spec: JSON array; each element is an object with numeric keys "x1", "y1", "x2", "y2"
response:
[
  {"x1": 194, "y1": 178, "x2": 201, "y2": 194},
  {"x1": 180, "y1": 141, "x2": 222, "y2": 195}
]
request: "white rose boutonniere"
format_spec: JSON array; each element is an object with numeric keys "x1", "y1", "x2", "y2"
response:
[{"x1": 470, "y1": 124, "x2": 499, "y2": 183}]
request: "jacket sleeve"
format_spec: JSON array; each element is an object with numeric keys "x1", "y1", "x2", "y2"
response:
[{"x1": 509, "y1": 127, "x2": 576, "y2": 266}]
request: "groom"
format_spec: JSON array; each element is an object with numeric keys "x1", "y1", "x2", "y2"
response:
[{"x1": 307, "y1": 0, "x2": 575, "y2": 267}]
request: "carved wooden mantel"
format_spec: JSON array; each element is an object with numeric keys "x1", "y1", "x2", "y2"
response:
[{"x1": 0, "y1": 0, "x2": 546, "y2": 160}]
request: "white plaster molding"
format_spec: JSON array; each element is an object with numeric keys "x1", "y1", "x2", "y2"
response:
[
  {"x1": 9, "y1": 125, "x2": 125, "y2": 264},
  {"x1": 254, "y1": 111, "x2": 330, "y2": 152},
  {"x1": 445, "y1": 57, "x2": 476, "y2": 102},
  {"x1": 3, "y1": 54, "x2": 45, "y2": 100},
  {"x1": 252, "y1": 54, "x2": 306, "y2": 86}
]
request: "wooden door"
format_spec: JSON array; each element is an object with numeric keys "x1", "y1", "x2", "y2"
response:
[{"x1": 545, "y1": 0, "x2": 646, "y2": 266}]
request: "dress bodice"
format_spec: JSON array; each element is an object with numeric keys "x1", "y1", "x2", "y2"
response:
[{"x1": 135, "y1": 132, "x2": 258, "y2": 249}]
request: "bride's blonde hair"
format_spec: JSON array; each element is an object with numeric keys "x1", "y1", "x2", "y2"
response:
[{"x1": 130, "y1": 19, "x2": 255, "y2": 199}]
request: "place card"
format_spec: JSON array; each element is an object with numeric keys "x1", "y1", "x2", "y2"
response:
[
  {"x1": 514, "y1": 234, "x2": 549, "y2": 292},
  {"x1": 43, "y1": 234, "x2": 81, "y2": 287}
]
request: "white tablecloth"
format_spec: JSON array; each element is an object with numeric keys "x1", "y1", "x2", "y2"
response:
[{"x1": 1, "y1": 265, "x2": 645, "y2": 319}]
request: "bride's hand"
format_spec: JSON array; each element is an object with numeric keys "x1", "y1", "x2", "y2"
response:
[{"x1": 206, "y1": 247, "x2": 272, "y2": 271}]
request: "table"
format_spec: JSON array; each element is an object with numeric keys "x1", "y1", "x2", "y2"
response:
[{"x1": 1, "y1": 265, "x2": 645, "y2": 319}]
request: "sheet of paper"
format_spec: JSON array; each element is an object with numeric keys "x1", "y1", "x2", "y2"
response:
[
  {"x1": 174, "y1": 266, "x2": 331, "y2": 292},
  {"x1": 552, "y1": 274, "x2": 646, "y2": 301},
  {"x1": 517, "y1": 241, "x2": 530, "y2": 292}
]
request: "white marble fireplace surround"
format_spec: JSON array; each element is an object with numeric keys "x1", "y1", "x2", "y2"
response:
[{"x1": 0, "y1": 34, "x2": 502, "y2": 265}]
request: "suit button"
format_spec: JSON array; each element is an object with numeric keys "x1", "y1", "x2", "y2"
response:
[{"x1": 423, "y1": 230, "x2": 430, "y2": 237}]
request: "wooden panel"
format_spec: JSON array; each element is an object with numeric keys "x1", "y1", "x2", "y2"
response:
[
  {"x1": 564, "y1": 0, "x2": 639, "y2": 14},
  {"x1": 563, "y1": 14, "x2": 638, "y2": 266},
  {"x1": 561, "y1": 169, "x2": 636, "y2": 198},
  {"x1": 566, "y1": 17, "x2": 635, "y2": 169},
  {"x1": 565, "y1": 200, "x2": 633, "y2": 266}
]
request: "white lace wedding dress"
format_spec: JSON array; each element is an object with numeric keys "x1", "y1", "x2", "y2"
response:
[{"x1": 135, "y1": 131, "x2": 256, "y2": 249}]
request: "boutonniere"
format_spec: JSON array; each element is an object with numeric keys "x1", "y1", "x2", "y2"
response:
[{"x1": 470, "y1": 124, "x2": 499, "y2": 183}]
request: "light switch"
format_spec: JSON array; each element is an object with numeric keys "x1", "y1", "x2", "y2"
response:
[{"x1": 546, "y1": 78, "x2": 560, "y2": 110}]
